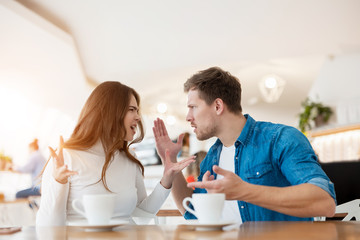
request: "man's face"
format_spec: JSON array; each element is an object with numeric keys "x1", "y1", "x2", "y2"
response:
[{"x1": 186, "y1": 89, "x2": 217, "y2": 140}]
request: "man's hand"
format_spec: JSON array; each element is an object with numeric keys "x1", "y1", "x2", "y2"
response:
[
  {"x1": 49, "y1": 136, "x2": 78, "y2": 184},
  {"x1": 187, "y1": 165, "x2": 245, "y2": 200},
  {"x1": 153, "y1": 118, "x2": 184, "y2": 162}
]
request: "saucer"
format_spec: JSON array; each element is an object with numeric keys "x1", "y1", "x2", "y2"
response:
[
  {"x1": 67, "y1": 219, "x2": 129, "y2": 231},
  {"x1": 181, "y1": 220, "x2": 236, "y2": 231}
]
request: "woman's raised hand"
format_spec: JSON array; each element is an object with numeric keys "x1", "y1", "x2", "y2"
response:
[
  {"x1": 49, "y1": 136, "x2": 78, "y2": 184},
  {"x1": 153, "y1": 118, "x2": 184, "y2": 163},
  {"x1": 160, "y1": 149, "x2": 195, "y2": 189}
]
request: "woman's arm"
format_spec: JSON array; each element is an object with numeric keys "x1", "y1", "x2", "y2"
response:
[
  {"x1": 36, "y1": 136, "x2": 77, "y2": 226},
  {"x1": 36, "y1": 160, "x2": 70, "y2": 226}
]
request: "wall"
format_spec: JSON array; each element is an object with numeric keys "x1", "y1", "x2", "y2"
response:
[
  {"x1": 309, "y1": 53, "x2": 360, "y2": 125},
  {"x1": 0, "y1": 0, "x2": 92, "y2": 164}
]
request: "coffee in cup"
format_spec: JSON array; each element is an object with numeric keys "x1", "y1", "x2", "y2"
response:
[
  {"x1": 72, "y1": 194, "x2": 116, "y2": 225},
  {"x1": 182, "y1": 193, "x2": 225, "y2": 224}
]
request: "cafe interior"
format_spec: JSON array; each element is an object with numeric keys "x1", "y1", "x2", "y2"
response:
[{"x1": 1, "y1": 0, "x2": 360, "y2": 238}]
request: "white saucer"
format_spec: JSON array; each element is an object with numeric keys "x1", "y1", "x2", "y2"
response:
[
  {"x1": 67, "y1": 219, "x2": 129, "y2": 231},
  {"x1": 181, "y1": 220, "x2": 236, "y2": 231}
]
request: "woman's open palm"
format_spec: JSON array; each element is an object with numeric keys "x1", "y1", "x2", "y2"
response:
[
  {"x1": 160, "y1": 149, "x2": 195, "y2": 189},
  {"x1": 153, "y1": 118, "x2": 184, "y2": 162}
]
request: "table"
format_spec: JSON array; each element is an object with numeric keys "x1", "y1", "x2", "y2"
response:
[
  {"x1": 1, "y1": 221, "x2": 360, "y2": 240},
  {"x1": 0, "y1": 198, "x2": 37, "y2": 226}
]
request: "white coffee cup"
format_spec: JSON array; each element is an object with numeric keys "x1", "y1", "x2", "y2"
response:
[
  {"x1": 182, "y1": 193, "x2": 225, "y2": 224},
  {"x1": 72, "y1": 194, "x2": 116, "y2": 225}
]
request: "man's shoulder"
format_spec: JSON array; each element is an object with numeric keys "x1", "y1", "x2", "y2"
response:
[{"x1": 254, "y1": 120, "x2": 298, "y2": 134}]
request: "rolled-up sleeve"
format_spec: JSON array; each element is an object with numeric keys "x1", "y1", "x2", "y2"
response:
[{"x1": 307, "y1": 177, "x2": 336, "y2": 204}]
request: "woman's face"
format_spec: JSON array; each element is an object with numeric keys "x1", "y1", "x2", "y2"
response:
[{"x1": 124, "y1": 95, "x2": 140, "y2": 141}]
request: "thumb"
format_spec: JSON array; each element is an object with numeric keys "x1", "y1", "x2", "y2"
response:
[
  {"x1": 177, "y1": 133, "x2": 185, "y2": 145},
  {"x1": 213, "y1": 165, "x2": 231, "y2": 177}
]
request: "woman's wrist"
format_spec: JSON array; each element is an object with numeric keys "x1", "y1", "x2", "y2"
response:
[{"x1": 160, "y1": 176, "x2": 172, "y2": 189}]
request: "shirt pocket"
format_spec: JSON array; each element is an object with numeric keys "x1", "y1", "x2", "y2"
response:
[{"x1": 244, "y1": 163, "x2": 273, "y2": 185}]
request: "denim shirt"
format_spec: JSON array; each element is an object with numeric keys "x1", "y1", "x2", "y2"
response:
[{"x1": 184, "y1": 114, "x2": 336, "y2": 222}]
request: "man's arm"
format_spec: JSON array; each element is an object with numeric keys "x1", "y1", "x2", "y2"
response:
[
  {"x1": 171, "y1": 171, "x2": 194, "y2": 214},
  {"x1": 188, "y1": 165, "x2": 336, "y2": 218}
]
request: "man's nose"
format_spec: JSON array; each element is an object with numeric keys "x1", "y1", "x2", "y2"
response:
[{"x1": 186, "y1": 112, "x2": 192, "y2": 122}]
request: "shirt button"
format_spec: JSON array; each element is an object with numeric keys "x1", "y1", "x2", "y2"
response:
[
  {"x1": 241, "y1": 206, "x2": 244, "y2": 209},
  {"x1": 256, "y1": 172, "x2": 260, "y2": 175},
  {"x1": 235, "y1": 157, "x2": 238, "y2": 160}
]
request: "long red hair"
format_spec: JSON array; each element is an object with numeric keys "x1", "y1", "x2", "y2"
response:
[{"x1": 64, "y1": 81, "x2": 145, "y2": 191}]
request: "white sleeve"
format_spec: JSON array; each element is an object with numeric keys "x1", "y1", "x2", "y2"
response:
[
  {"x1": 36, "y1": 159, "x2": 69, "y2": 226},
  {"x1": 135, "y1": 168, "x2": 171, "y2": 214}
]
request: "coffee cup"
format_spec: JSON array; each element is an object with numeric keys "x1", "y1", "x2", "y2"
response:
[
  {"x1": 182, "y1": 193, "x2": 225, "y2": 224},
  {"x1": 72, "y1": 194, "x2": 116, "y2": 225}
]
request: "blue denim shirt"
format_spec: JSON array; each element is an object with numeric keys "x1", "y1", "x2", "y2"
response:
[{"x1": 184, "y1": 114, "x2": 336, "y2": 222}]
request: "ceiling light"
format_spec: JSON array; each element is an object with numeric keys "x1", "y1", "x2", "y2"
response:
[
  {"x1": 157, "y1": 103, "x2": 167, "y2": 114},
  {"x1": 264, "y1": 77, "x2": 277, "y2": 89},
  {"x1": 166, "y1": 115, "x2": 176, "y2": 125},
  {"x1": 258, "y1": 75, "x2": 286, "y2": 103}
]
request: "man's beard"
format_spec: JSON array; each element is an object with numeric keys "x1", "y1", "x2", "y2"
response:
[{"x1": 196, "y1": 124, "x2": 216, "y2": 141}]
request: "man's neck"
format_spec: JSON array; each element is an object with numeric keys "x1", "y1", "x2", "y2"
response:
[{"x1": 217, "y1": 113, "x2": 246, "y2": 147}]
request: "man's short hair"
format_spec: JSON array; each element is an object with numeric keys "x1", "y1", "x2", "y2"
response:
[{"x1": 184, "y1": 67, "x2": 242, "y2": 113}]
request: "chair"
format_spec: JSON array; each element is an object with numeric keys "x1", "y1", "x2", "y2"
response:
[
  {"x1": 131, "y1": 207, "x2": 159, "y2": 225},
  {"x1": 335, "y1": 199, "x2": 360, "y2": 221}
]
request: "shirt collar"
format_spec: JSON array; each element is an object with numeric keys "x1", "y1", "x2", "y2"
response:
[
  {"x1": 236, "y1": 114, "x2": 256, "y2": 146},
  {"x1": 212, "y1": 114, "x2": 256, "y2": 148}
]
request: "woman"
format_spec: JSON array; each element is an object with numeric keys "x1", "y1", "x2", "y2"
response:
[
  {"x1": 12, "y1": 138, "x2": 46, "y2": 198},
  {"x1": 36, "y1": 81, "x2": 194, "y2": 226}
]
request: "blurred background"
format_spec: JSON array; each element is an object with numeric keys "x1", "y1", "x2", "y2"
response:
[{"x1": 1, "y1": 0, "x2": 360, "y2": 214}]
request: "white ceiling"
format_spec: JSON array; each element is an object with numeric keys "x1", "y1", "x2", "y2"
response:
[{"x1": 14, "y1": 0, "x2": 360, "y2": 123}]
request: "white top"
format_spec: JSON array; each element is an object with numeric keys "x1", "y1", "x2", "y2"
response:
[
  {"x1": 36, "y1": 141, "x2": 170, "y2": 226},
  {"x1": 218, "y1": 145, "x2": 242, "y2": 224}
]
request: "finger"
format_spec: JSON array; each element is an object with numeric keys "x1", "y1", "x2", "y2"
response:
[
  {"x1": 61, "y1": 165, "x2": 78, "y2": 176},
  {"x1": 49, "y1": 147, "x2": 61, "y2": 168},
  {"x1": 187, "y1": 180, "x2": 217, "y2": 190},
  {"x1": 202, "y1": 171, "x2": 211, "y2": 182},
  {"x1": 48, "y1": 147, "x2": 57, "y2": 158},
  {"x1": 178, "y1": 155, "x2": 196, "y2": 163},
  {"x1": 159, "y1": 118, "x2": 168, "y2": 136},
  {"x1": 153, "y1": 119, "x2": 160, "y2": 138},
  {"x1": 177, "y1": 133, "x2": 185, "y2": 146},
  {"x1": 175, "y1": 157, "x2": 195, "y2": 170},
  {"x1": 152, "y1": 127, "x2": 158, "y2": 140},
  {"x1": 65, "y1": 170, "x2": 78, "y2": 177},
  {"x1": 209, "y1": 175, "x2": 215, "y2": 181},
  {"x1": 60, "y1": 136, "x2": 64, "y2": 147},
  {"x1": 213, "y1": 165, "x2": 231, "y2": 177},
  {"x1": 58, "y1": 136, "x2": 64, "y2": 164}
]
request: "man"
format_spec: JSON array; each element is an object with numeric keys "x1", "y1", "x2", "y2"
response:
[{"x1": 153, "y1": 67, "x2": 336, "y2": 223}]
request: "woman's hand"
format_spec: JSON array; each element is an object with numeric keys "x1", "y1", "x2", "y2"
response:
[
  {"x1": 160, "y1": 149, "x2": 195, "y2": 189},
  {"x1": 153, "y1": 118, "x2": 184, "y2": 163},
  {"x1": 49, "y1": 136, "x2": 78, "y2": 184}
]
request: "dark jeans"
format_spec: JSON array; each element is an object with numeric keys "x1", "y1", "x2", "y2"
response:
[{"x1": 16, "y1": 187, "x2": 41, "y2": 199}]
